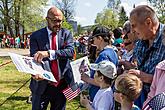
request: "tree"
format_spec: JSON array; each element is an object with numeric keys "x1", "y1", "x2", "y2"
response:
[
  {"x1": 20, "y1": 0, "x2": 47, "y2": 34},
  {"x1": 53, "y1": 0, "x2": 77, "y2": 21},
  {"x1": 148, "y1": 0, "x2": 165, "y2": 23},
  {"x1": 107, "y1": 0, "x2": 121, "y2": 12},
  {"x1": 0, "y1": 0, "x2": 47, "y2": 38},
  {"x1": 95, "y1": 8, "x2": 119, "y2": 30},
  {"x1": 118, "y1": 6, "x2": 128, "y2": 27},
  {"x1": 0, "y1": 0, "x2": 14, "y2": 37},
  {"x1": 62, "y1": 17, "x2": 73, "y2": 32}
]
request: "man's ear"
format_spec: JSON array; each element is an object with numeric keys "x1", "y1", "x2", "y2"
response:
[
  {"x1": 46, "y1": 17, "x2": 49, "y2": 21},
  {"x1": 145, "y1": 18, "x2": 152, "y2": 27}
]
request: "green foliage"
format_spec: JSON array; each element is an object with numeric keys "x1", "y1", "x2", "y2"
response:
[
  {"x1": 107, "y1": 0, "x2": 121, "y2": 11},
  {"x1": 62, "y1": 18, "x2": 73, "y2": 32},
  {"x1": 95, "y1": 8, "x2": 119, "y2": 30},
  {"x1": 118, "y1": 6, "x2": 128, "y2": 27},
  {"x1": 0, "y1": 0, "x2": 48, "y2": 36},
  {"x1": 159, "y1": 16, "x2": 165, "y2": 24},
  {"x1": 148, "y1": 0, "x2": 165, "y2": 23},
  {"x1": 20, "y1": 0, "x2": 48, "y2": 33}
]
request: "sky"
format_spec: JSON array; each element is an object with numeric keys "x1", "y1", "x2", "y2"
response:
[{"x1": 46, "y1": 0, "x2": 150, "y2": 26}]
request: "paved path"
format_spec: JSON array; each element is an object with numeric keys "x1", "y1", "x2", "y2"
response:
[{"x1": 0, "y1": 48, "x2": 29, "y2": 56}]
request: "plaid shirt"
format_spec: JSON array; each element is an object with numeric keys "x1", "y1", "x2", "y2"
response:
[{"x1": 133, "y1": 23, "x2": 165, "y2": 75}]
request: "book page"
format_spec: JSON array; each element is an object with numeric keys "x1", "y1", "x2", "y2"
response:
[
  {"x1": 70, "y1": 56, "x2": 90, "y2": 84},
  {"x1": 8, "y1": 52, "x2": 57, "y2": 82}
]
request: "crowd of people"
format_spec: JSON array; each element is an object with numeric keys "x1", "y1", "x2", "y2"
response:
[
  {"x1": 0, "y1": 34, "x2": 30, "y2": 49},
  {"x1": 21, "y1": 4, "x2": 165, "y2": 110}
]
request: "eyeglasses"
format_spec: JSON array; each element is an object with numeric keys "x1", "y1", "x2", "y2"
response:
[{"x1": 47, "y1": 17, "x2": 63, "y2": 23}]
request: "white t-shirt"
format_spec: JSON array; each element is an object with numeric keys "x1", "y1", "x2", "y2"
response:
[{"x1": 92, "y1": 87, "x2": 114, "y2": 110}]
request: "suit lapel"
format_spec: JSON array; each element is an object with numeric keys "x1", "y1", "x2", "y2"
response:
[
  {"x1": 42, "y1": 28, "x2": 50, "y2": 50},
  {"x1": 57, "y1": 29, "x2": 64, "y2": 49}
]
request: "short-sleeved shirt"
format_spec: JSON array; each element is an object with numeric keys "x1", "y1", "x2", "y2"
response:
[
  {"x1": 89, "y1": 46, "x2": 118, "y2": 101},
  {"x1": 92, "y1": 87, "x2": 114, "y2": 110}
]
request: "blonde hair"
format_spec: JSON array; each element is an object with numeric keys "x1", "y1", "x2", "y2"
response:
[{"x1": 115, "y1": 73, "x2": 142, "y2": 102}]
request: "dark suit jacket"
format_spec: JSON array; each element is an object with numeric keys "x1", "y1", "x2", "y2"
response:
[{"x1": 29, "y1": 27, "x2": 75, "y2": 95}]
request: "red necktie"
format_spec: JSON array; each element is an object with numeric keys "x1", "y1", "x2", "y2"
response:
[{"x1": 51, "y1": 32, "x2": 59, "y2": 86}]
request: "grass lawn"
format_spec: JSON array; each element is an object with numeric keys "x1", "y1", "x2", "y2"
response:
[{"x1": 0, "y1": 57, "x2": 86, "y2": 110}]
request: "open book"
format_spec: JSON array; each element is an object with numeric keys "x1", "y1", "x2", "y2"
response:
[{"x1": 8, "y1": 52, "x2": 56, "y2": 82}]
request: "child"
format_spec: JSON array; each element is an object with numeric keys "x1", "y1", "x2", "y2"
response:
[
  {"x1": 114, "y1": 73, "x2": 142, "y2": 110},
  {"x1": 143, "y1": 60, "x2": 165, "y2": 109},
  {"x1": 80, "y1": 60, "x2": 117, "y2": 110},
  {"x1": 81, "y1": 26, "x2": 118, "y2": 102}
]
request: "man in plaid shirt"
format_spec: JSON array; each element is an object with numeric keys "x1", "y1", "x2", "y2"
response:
[{"x1": 128, "y1": 5, "x2": 165, "y2": 108}]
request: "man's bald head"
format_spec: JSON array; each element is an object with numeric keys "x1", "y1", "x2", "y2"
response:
[
  {"x1": 130, "y1": 5, "x2": 158, "y2": 24},
  {"x1": 46, "y1": 7, "x2": 63, "y2": 32},
  {"x1": 47, "y1": 6, "x2": 63, "y2": 18}
]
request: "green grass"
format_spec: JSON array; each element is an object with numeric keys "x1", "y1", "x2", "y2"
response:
[{"x1": 0, "y1": 57, "x2": 86, "y2": 110}]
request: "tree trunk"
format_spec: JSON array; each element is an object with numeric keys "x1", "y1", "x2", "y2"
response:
[{"x1": 4, "y1": 0, "x2": 14, "y2": 37}]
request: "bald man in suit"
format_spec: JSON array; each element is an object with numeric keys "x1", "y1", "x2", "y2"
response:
[{"x1": 30, "y1": 6, "x2": 75, "y2": 110}]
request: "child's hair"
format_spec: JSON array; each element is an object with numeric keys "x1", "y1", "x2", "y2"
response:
[
  {"x1": 115, "y1": 73, "x2": 142, "y2": 102},
  {"x1": 97, "y1": 71, "x2": 114, "y2": 85}
]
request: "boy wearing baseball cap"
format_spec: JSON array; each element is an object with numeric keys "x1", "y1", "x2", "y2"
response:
[{"x1": 80, "y1": 60, "x2": 117, "y2": 110}]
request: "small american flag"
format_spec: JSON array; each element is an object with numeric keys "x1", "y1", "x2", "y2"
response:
[
  {"x1": 143, "y1": 92, "x2": 165, "y2": 110},
  {"x1": 62, "y1": 83, "x2": 81, "y2": 101}
]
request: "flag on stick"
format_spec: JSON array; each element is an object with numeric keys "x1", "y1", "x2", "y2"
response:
[
  {"x1": 62, "y1": 83, "x2": 81, "y2": 101},
  {"x1": 143, "y1": 92, "x2": 165, "y2": 110}
]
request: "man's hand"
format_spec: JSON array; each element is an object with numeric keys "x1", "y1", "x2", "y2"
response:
[
  {"x1": 128, "y1": 69, "x2": 141, "y2": 77},
  {"x1": 119, "y1": 60, "x2": 136, "y2": 70},
  {"x1": 32, "y1": 74, "x2": 44, "y2": 81},
  {"x1": 128, "y1": 69, "x2": 153, "y2": 83},
  {"x1": 34, "y1": 51, "x2": 49, "y2": 63}
]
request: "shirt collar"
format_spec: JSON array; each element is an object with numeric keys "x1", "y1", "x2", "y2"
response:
[
  {"x1": 152, "y1": 23, "x2": 164, "y2": 48},
  {"x1": 156, "y1": 60, "x2": 165, "y2": 71},
  {"x1": 46, "y1": 27, "x2": 52, "y2": 37}
]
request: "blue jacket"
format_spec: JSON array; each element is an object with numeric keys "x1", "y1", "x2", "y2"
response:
[{"x1": 29, "y1": 27, "x2": 75, "y2": 95}]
